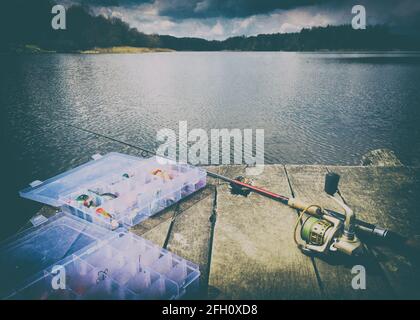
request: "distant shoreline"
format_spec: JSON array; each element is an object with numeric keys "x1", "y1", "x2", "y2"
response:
[
  {"x1": 2, "y1": 45, "x2": 420, "y2": 55},
  {"x1": 1, "y1": 45, "x2": 175, "y2": 54}
]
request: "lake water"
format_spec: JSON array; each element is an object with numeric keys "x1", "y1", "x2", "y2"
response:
[{"x1": 1, "y1": 51, "x2": 420, "y2": 238}]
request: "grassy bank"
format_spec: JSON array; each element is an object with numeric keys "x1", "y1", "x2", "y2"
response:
[{"x1": 79, "y1": 47, "x2": 175, "y2": 54}]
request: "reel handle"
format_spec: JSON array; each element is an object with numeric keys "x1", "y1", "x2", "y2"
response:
[{"x1": 325, "y1": 172, "x2": 340, "y2": 196}]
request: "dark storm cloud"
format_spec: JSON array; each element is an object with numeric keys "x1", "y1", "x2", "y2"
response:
[
  {"x1": 80, "y1": 0, "x2": 334, "y2": 18},
  {"x1": 79, "y1": 0, "x2": 152, "y2": 7},
  {"x1": 157, "y1": 0, "x2": 333, "y2": 19},
  {"x1": 80, "y1": 0, "x2": 120, "y2": 6}
]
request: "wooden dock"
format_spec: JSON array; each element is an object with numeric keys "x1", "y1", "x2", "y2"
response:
[{"x1": 32, "y1": 151, "x2": 420, "y2": 300}]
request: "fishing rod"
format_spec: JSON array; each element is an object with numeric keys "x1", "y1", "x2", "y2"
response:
[{"x1": 25, "y1": 113, "x2": 419, "y2": 256}]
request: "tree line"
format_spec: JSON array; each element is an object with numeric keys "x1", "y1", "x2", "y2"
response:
[{"x1": 1, "y1": 0, "x2": 419, "y2": 52}]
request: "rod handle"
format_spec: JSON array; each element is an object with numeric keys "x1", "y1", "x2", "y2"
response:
[{"x1": 288, "y1": 198, "x2": 321, "y2": 216}]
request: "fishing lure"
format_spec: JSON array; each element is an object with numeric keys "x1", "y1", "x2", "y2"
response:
[
  {"x1": 151, "y1": 168, "x2": 174, "y2": 181},
  {"x1": 88, "y1": 189, "x2": 119, "y2": 201},
  {"x1": 101, "y1": 192, "x2": 118, "y2": 200},
  {"x1": 84, "y1": 199, "x2": 94, "y2": 208},
  {"x1": 76, "y1": 194, "x2": 89, "y2": 202},
  {"x1": 95, "y1": 208, "x2": 119, "y2": 230},
  {"x1": 76, "y1": 194, "x2": 95, "y2": 208},
  {"x1": 96, "y1": 269, "x2": 109, "y2": 283},
  {"x1": 96, "y1": 208, "x2": 113, "y2": 219}
]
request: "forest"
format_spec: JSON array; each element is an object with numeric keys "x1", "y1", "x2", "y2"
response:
[{"x1": 1, "y1": 0, "x2": 419, "y2": 52}]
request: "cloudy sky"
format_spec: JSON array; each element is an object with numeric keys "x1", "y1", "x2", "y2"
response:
[{"x1": 69, "y1": 0, "x2": 420, "y2": 40}]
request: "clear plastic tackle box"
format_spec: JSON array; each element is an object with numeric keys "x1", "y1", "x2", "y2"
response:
[
  {"x1": 1, "y1": 213, "x2": 200, "y2": 300},
  {"x1": 20, "y1": 153, "x2": 207, "y2": 230}
]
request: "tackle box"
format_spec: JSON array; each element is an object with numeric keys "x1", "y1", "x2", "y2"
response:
[
  {"x1": 1, "y1": 212, "x2": 200, "y2": 300},
  {"x1": 20, "y1": 152, "x2": 207, "y2": 230}
]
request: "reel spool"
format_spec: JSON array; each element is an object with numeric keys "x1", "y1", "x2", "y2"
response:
[
  {"x1": 294, "y1": 205, "x2": 343, "y2": 255},
  {"x1": 301, "y1": 216, "x2": 333, "y2": 246}
]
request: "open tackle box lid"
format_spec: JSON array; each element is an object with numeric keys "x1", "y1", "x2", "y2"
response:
[
  {"x1": 0, "y1": 212, "x2": 114, "y2": 299},
  {"x1": 19, "y1": 152, "x2": 207, "y2": 229},
  {"x1": 1, "y1": 212, "x2": 200, "y2": 300}
]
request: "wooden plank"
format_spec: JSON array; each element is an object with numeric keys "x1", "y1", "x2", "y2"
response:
[
  {"x1": 329, "y1": 166, "x2": 420, "y2": 299},
  {"x1": 165, "y1": 186, "x2": 215, "y2": 298},
  {"x1": 209, "y1": 165, "x2": 322, "y2": 299},
  {"x1": 140, "y1": 218, "x2": 174, "y2": 248},
  {"x1": 130, "y1": 205, "x2": 176, "y2": 247},
  {"x1": 285, "y1": 165, "x2": 394, "y2": 299},
  {"x1": 161, "y1": 166, "x2": 220, "y2": 298}
]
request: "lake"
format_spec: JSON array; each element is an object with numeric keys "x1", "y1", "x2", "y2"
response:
[{"x1": 1, "y1": 51, "x2": 420, "y2": 238}]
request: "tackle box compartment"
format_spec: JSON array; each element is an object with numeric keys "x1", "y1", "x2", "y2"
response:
[
  {"x1": 1, "y1": 213, "x2": 200, "y2": 300},
  {"x1": 20, "y1": 152, "x2": 207, "y2": 230}
]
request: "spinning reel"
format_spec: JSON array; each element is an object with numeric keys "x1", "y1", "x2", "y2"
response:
[{"x1": 291, "y1": 173, "x2": 363, "y2": 256}]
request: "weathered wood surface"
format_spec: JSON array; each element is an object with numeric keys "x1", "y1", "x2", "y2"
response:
[
  {"x1": 164, "y1": 186, "x2": 215, "y2": 297},
  {"x1": 330, "y1": 166, "x2": 420, "y2": 299},
  {"x1": 209, "y1": 165, "x2": 321, "y2": 299},
  {"x1": 31, "y1": 164, "x2": 420, "y2": 299}
]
